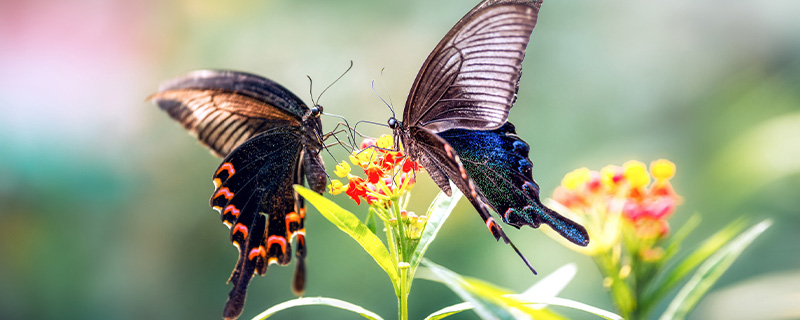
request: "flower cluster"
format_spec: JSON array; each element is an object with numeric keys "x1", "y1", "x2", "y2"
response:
[
  {"x1": 551, "y1": 159, "x2": 681, "y2": 258},
  {"x1": 328, "y1": 135, "x2": 422, "y2": 207},
  {"x1": 328, "y1": 135, "x2": 428, "y2": 263}
]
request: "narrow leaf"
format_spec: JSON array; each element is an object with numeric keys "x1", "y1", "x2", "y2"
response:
[
  {"x1": 423, "y1": 263, "x2": 621, "y2": 320},
  {"x1": 365, "y1": 208, "x2": 378, "y2": 234},
  {"x1": 420, "y1": 259, "x2": 564, "y2": 320},
  {"x1": 661, "y1": 215, "x2": 701, "y2": 263},
  {"x1": 507, "y1": 296, "x2": 623, "y2": 320},
  {"x1": 521, "y1": 263, "x2": 577, "y2": 297},
  {"x1": 643, "y1": 218, "x2": 748, "y2": 307},
  {"x1": 424, "y1": 302, "x2": 472, "y2": 320},
  {"x1": 410, "y1": 188, "x2": 462, "y2": 271},
  {"x1": 659, "y1": 219, "x2": 772, "y2": 320},
  {"x1": 251, "y1": 297, "x2": 384, "y2": 320},
  {"x1": 294, "y1": 185, "x2": 399, "y2": 291}
]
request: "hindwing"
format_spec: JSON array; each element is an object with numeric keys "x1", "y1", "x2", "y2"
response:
[
  {"x1": 209, "y1": 126, "x2": 313, "y2": 319},
  {"x1": 438, "y1": 123, "x2": 588, "y2": 246},
  {"x1": 407, "y1": 126, "x2": 537, "y2": 272}
]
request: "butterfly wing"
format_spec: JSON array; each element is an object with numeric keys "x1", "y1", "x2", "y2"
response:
[
  {"x1": 210, "y1": 126, "x2": 313, "y2": 319},
  {"x1": 438, "y1": 123, "x2": 588, "y2": 246},
  {"x1": 149, "y1": 70, "x2": 308, "y2": 157},
  {"x1": 151, "y1": 71, "x2": 323, "y2": 319},
  {"x1": 404, "y1": 0, "x2": 541, "y2": 133},
  {"x1": 399, "y1": 0, "x2": 589, "y2": 269},
  {"x1": 406, "y1": 126, "x2": 537, "y2": 273}
]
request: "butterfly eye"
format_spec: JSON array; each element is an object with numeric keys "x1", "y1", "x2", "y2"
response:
[
  {"x1": 387, "y1": 117, "x2": 399, "y2": 129},
  {"x1": 311, "y1": 105, "x2": 323, "y2": 116}
]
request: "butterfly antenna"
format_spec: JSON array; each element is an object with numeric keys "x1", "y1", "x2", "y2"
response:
[
  {"x1": 307, "y1": 75, "x2": 317, "y2": 107},
  {"x1": 378, "y1": 67, "x2": 397, "y2": 118},
  {"x1": 371, "y1": 79, "x2": 395, "y2": 119},
  {"x1": 315, "y1": 60, "x2": 354, "y2": 105}
]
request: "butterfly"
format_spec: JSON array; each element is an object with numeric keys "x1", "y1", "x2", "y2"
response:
[
  {"x1": 388, "y1": 0, "x2": 589, "y2": 272},
  {"x1": 149, "y1": 70, "x2": 328, "y2": 319}
]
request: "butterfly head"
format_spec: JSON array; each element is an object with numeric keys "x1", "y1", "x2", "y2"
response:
[
  {"x1": 310, "y1": 104, "x2": 323, "y2": 117},
  {"x1": 387, "y1": 117, "x2": 401, "y2": 130}
]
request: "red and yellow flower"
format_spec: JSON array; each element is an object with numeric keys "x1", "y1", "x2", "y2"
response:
[
  {"x1": 328, "y1": 134, "x2": 423, "y2": 208},
  {"x1": 549, "y1": 159, "x2": 681, "y2": 259}
]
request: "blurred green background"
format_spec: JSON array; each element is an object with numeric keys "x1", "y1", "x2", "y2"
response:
[{"x1": 1, "y1": 0, "x2": 798, "y2": 319}]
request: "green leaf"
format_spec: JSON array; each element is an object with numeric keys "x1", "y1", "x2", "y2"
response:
[
  {"x1": 642, "y1": 217, "x2": 748, "y2": 308},
  {"x1": 659, "y1": 219, "x2": 772, "y2": 320},
  {"x1": 661, "y1": 215, "x2": 701, "y2": 263},
  {"x1": 506, "y1": 296, "x2": 623, "y2": 320},
  {"x1": 410, "y1": 188, "x2": 462, "y2": 272},
  {"x1": 424, "y1": 302, "x2": 472, "y2": 320},
  {"x1": 294, "y1": 185, "x2": 399, "y2": 292},
  {"x1": 420, "y1": 259, "x2": 565, "y2": 320},
  {"x1": 365, "y1": 207, "x2": 378, "y2": 234},
  {"x1": 423, "y1": 263, "x2": 622, "y2": 320},
  {"x1": 251, "y1": 297, "x2": 384, "y2": 320},
  {"x1": 520, "y1": 263, "x2": 577, "y2": 297}
]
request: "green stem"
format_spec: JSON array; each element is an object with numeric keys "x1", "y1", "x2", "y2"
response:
[
  {"x1": 399, "y1": 265, "x2": 409, "y2": 320},
  {"x1": 594, "y1": 253, "x2": 636, "y2": 319}
]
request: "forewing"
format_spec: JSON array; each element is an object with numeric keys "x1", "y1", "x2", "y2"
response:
[
  {"x1": 150, "y1": 70, "x2": 307, "y2": 157},
  {"x1": 405, "y1": 0, "x2": 541, "y2": 132},
  {"x1": 207, "y1": 126, "x2": 308, "y2": 320}
]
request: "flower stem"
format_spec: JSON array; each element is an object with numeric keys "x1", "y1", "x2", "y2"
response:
[
  {"x1": 399, "y1": 265, "x2": 409, "y2": 320},
  {"x1": 594, "y1": 253, "x2": 635, "y2": 319}
]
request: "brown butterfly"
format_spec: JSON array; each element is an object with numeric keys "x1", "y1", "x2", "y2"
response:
[
  {"x1": 150, "y1": 70, "x2": 327, "y2": 319},
  {"x1": 388, "y1": 0, "x2": 589, "y2": 273}
]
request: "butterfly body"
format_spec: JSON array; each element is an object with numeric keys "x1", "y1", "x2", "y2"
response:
[
  {"x1": 150, "y1": 70, "x2": 326, "y2": 319},
  {"x1": 390, "y1": 0, "x2": 588, "y2": 271}
]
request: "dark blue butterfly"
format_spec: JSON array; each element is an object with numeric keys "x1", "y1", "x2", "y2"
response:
[
  {"x1": 150, "y1": 70, "x2": 327, "y2": 319},
  {"x1": 389, "y1": 0, "x2": 589, "y2": 273}
]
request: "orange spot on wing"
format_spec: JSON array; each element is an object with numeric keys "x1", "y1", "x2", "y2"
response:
[
  {"x1": 248, "y1": 245, "x2": 267, "y2": 260},
  {"x1": 285, "y1": 212, "x2": 300, "y2": 233},
  {"x1": 504, "y1": 208, "x2": 514, "y2": 222},
  {"x1": 267, "y1": 235, "x2": 288, "y2": 253},
  {"x1": 486, "y1": 217, "x2": 497, "y2": 231},
  {"x1": 224, "y1": 205, "x2": 241, "y2": 218},
  {"x1": 298, "y1": 208, "x2": 306, "y2": 219},
  {"x1": 216, "y1": 162, "x2": 236, "y2": 176},
  {"x1": 213, "y1": 178, "x2": 221, "y2": 189},
  {"x1": 460, "y1": 166, "x2": 468, "y2": 179},
  {"x1": 444, "y1": 144, "x2": 454, "y2": 158},
  {"x1": 232, "y1": 223, "x2": 249, "y2": 239},
  {"x1": 214, "y1": 187, "x2": 234, "y2": 200},
  {"x1": 268, "y1": 257, "x2": 278, "y2": 265}
]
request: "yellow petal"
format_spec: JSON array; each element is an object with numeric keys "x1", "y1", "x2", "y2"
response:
[
  {"x1": 334, "y1": 161, "x2": 351, "y2": 178},
  {"x1": 623, "y1": 160, "x2": 650, "y2": 188},
  {"x1": 328, "y1": 179, "x2": 345, "y2": 195},
  {"x1": 650, "y1": 159, "x2": 676, "y2": 181},
  {"x1": 562, "y1": 167, "x2": 591, "y2": 190},
  {"x1": 376, "y1": 134, "x2": 394, "y2": 149}
]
